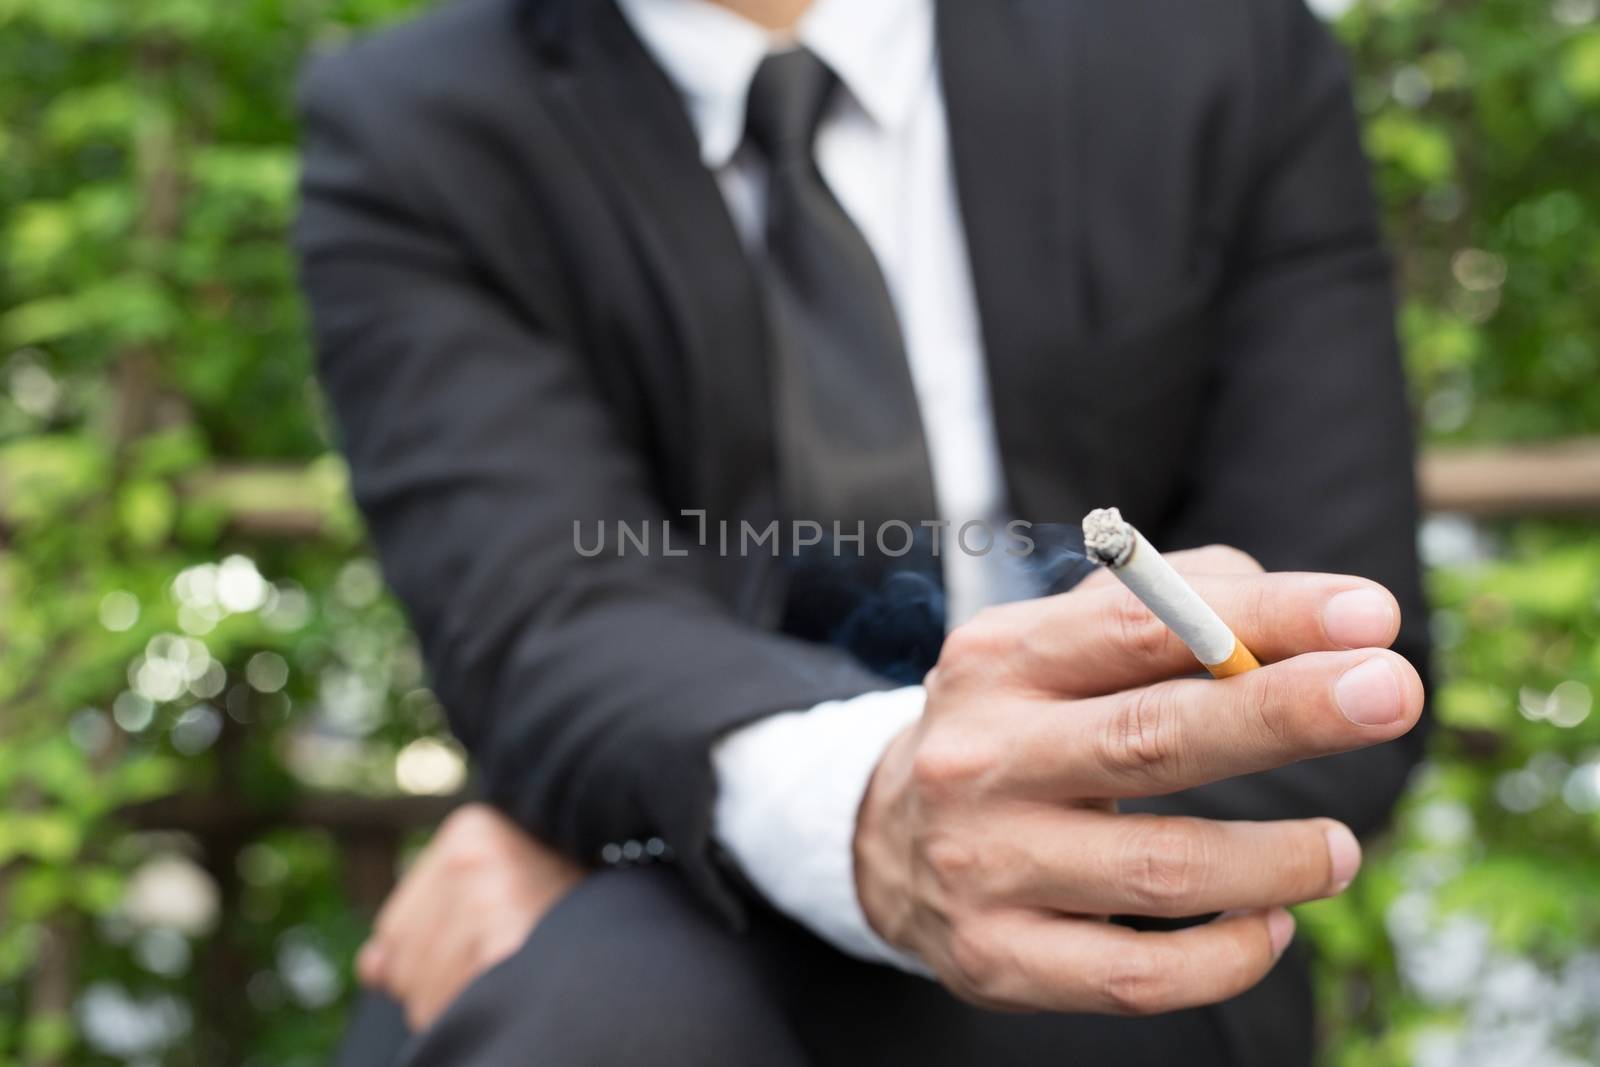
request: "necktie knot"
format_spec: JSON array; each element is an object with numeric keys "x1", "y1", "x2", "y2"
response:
[{"x1": 744, "y1": 48, "x2": 837, "y2": 164}]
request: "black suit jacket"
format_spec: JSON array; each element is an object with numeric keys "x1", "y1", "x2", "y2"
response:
[{"x1": 297, "y1": 0, "x2": 1427, "y2": 975}]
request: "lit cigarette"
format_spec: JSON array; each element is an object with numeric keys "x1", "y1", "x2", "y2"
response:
[{"x1": 1081, "y1": 508, "x2": 1260, "y2": 679}]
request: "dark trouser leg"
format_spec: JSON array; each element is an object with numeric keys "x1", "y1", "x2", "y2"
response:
[
  {"x1": 764, "y1": 910, "x2": 1313, "y2": 1067},
  {"x1": 401, "y1": 867, "x2": 810, "y2": 1067},
  {"x1": 384, "y1": 865, "x2": 1311, "y2": 1067}
]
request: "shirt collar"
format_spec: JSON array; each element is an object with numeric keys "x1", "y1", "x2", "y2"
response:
[{"x1": 616, "y1": 0, "x2": 936, "y2": 170}]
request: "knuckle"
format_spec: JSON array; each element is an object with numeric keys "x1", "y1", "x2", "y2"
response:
[
  {"x1": 470, "y1": 927, "x2": 511, "y2": 969},
  {"x1": 1100, "y1": 951, "x2": 1173, "y2": 1016},
  {"x1": 470, "y1": 872, "x2": 513, "y2": 908},
  {"x1": 939, "y1": 610, "x2": 1015, "y2": 672},
  {"x1": 475, "y1": 933, "x2": 518, "y2": 972},
  {"x1": 440, "y1": 837, "x2": 490, "y2": 874},
  {"x1": 1241, "y1": 582, "x2": 1273, "y2": 644},
  {"x1": 436, "y1": 812, "x2": 508, "y2": 863},
  {"x1": 1119, "y1": 819, "x2": 1207, "y2": 914},
  {"x1": 921, "y1": 832, "x2": 982, "y2": 893},
  {"x1": 1013, "y1": 618, "x2": 1052, "y2": 675},
  {"x1": 439, "y1": 803, "x2": 499, "y2": 839},
  {"x1": 1100, "y1": 687, "x2": 1182, "y2": 782},
  {"x1": 1243, "y1": 671, "x2": 1295, "y2": 749},
  {"x1": 910, "y1": 731, "x2": 998, "y2": 801},
  {"x1": 938, "y1": 622, "x2": 991, "y2": 667},
  {"x1": 1108, "y1": 594, "x2": 1173, "y2": 663},
  {"x1": 945, "y1": 919, "x2": 1006, "y2": 998}
]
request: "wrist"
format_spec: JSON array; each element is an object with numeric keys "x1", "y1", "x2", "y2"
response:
[
  {"x1": 852, "y1": 720, "x2": 921, "y2": 952},
  {"x1": 713, "y1": 688, "x2": 930, "y2": 971}
]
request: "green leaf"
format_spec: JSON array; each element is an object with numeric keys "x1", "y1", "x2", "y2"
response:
[
  {"x1": 22, "y1": 1013, "x2": 75, "y2": 1061},
  {"x1": 0, "y1": 295, "x2": 91, "y2": 347},
  {"x1": 1436, "y1": 679, "x2": 1513, "y2": 729},
  {"x1": 0, "y1": 812, "x2": 83, "y2": 865},
  {"x1": 1561, "y1": 30, "x2": 1600, "y2": 101},
  {"x1": 118, "y1": 478, "x2": 178, "y2": 548},
  {"x1": 1366, "y1": 111, "x2": 1456, "y2": 184},
  {"x1": 0, "y1": 435, "x2": 109, "y2": 526},
  {"x1": 71, "y1": 866, "x2": 126, "y2": 914},
  {"x1": 42, "y1": 82, "x2": 143, "y2": 148}
]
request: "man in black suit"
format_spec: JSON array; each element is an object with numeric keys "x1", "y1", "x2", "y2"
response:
[{"x1": 296, "y1": 0, "x2": 1430, "y2": 1063}]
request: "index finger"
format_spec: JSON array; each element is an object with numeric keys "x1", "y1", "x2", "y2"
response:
[
  {"x1": 1010, "y1": 647, "x2": 1425, "y2": 799},
  {"x1": 999, "y1": 571, "x2": 1402, "y2": 697}
]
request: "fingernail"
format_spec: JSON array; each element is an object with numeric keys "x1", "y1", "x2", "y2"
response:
[
  {"x1": 1324, "y1": 823, "x2": 1362, "y2": 892},
  {"x1": 1268, "y1": 908, "x2": 1296, "y2": 956},
  {"x1": 1334, "y1": 657, "x2": 1404, "y2": 725},
  {"x1": 1323, "y1": 589, "x2": 1396, "y2": 648}
]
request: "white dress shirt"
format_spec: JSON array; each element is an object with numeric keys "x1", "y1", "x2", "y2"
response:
[{"x1": 616, "y1": 0, "x2": 1036, "y2": 970}]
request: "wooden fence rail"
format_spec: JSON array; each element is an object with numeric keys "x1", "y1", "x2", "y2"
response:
[
  {"x1": 167, "y1": 438, "x2": 1600, "y2": 541},
  {"x1": 1417, "y1": 437, "x2": 1600, "y2": 515}
]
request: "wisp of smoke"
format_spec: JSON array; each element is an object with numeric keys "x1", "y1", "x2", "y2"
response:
[{"x1": 808, "y1": 523, "x2": 1100, "y2": 683}]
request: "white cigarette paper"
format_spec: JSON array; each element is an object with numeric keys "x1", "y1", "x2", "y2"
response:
[{"x1": 1081, "y1": 507, "x2": 1260, "y2": 678}]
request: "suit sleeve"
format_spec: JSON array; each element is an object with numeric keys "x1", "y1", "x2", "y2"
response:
[
  {"x1": 1135, "y1": 1, "x2": 1431, "y2": 837},
  {"x1": 293, "y1": 58, "x2": 891, "y2": 922}
]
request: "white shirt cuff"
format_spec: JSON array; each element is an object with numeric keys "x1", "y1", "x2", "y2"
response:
[{"x1": 711, "y1": 686, "x2": 932, "y2": 975}]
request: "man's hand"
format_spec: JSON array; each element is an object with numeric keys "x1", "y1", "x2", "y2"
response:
[
  {"x1": 854, "y1": 547, "x2": 1423, "y2": 1014},
  {"x1": 356, "y1": 804, "x2": 585, "y2": 1032}
]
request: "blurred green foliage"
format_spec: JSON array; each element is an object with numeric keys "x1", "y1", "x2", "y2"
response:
[
  {"x1": 0, "y1": 1, "x2": 438, "y2": 1062},
  {"x1": 0, "y1": 0, "x2": 1597, "y2": 1064},
  {"x1": 1345, "y1": 0, "x2": 1600, "y2": 442}
]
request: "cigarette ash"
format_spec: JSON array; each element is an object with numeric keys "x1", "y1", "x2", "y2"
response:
[{"x1": 1082, "y1": 507, "x2": 1135, "y2": 568}]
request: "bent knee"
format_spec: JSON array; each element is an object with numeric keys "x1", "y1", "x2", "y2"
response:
[{"x1": 402, "y1": 869, "x2": 804, "y2": 1067}]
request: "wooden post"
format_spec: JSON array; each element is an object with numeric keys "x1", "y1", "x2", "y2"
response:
[{"x1": 26, "y1": 919, "x2": 78, "y2": 1067}]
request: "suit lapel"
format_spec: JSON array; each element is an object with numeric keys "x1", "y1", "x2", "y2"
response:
[
  {"x1": 527, "y1": 0, "x2": 1109, "y2": 540},
  {"x1": 938, "y1": 0, "x2": 1104, "y2": 523},
  {"x1": 525, "y1": 0, "x2": 777, "y2": 531}
]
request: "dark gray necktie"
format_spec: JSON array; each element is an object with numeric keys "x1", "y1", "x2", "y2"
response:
[
  {"x1": 745, "y1": 48, "x2": 945, "y2": 681},
  {"x1": 744, "y1": 48, "x2": 939, "y2": 531}
]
